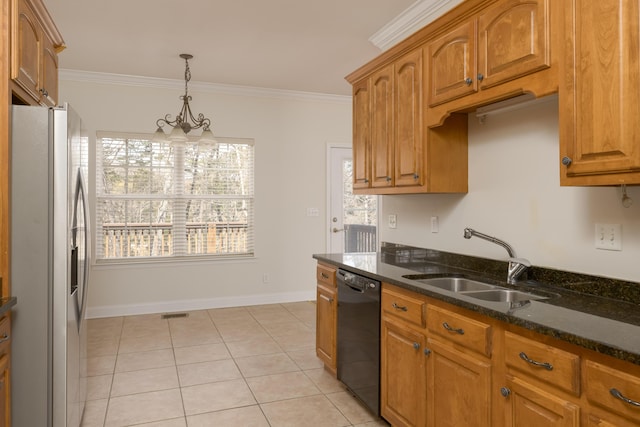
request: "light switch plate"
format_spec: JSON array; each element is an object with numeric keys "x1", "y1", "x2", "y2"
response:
[
  {"x1": 595, "y1": 223, "x2": 622, "y2": 251},
  {"x1": 388, "y1": 214, "x2": 397, "y2": 229}
]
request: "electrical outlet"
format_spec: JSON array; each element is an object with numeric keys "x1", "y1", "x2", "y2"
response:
[
  {"x1": 595, "y1": 223, "x2": 622, "y2": 251},
  {"x1": 262, "y1": 273, "x2": 270, "y2": 283},
  {"x1": 388, "y1": 214, "x2": 397, "y2": 229}
]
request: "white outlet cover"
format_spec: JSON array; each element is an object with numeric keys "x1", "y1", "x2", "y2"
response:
[
  {"x1": 595, "y1": 223, "x2": 622, "y2": 251},
  {"x1": 388, "y1": 214, "x2": 397, "y2": 229}
]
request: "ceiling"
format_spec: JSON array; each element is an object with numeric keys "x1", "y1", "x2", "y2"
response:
[{"x1": 43, "y1": 0, "x2": 418, "y2": 96}]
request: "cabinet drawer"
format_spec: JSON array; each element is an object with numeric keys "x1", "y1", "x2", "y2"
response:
[
  {"x1": 585, "y1": 360, "x2": 640, "y2": 422},
  {"x1": 427, "y1": 305, "x2": 491, "y2": 357},
  {"x1": 316, "y1": 264, "x2": 336, "y2": 287},
  {"x1": 382, "y1": 287, "x2": 426, "y2": 328},
  {"x1": 0, "y1": 316, "x2": 10, "y2": 355},
  {"x1": 504, "y1": 331, "x2": 580, "y2": 396}
]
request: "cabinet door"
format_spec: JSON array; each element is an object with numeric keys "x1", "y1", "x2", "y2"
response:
[
  {"x1": 352, "y1": 79, "x2": 371, "y2": 189},
  {"x1": 381, "y1": 318, "x2": 426, "y2": 427},
  {"x1": 394, "y1": 49, "x2": 423, "y2": 187},
  {"x1": 41, "y1": 32, "x2": 59, "y2": 106},
  {"x1": 427, "y1": 19, "x2": 477, "y2": 107},
  {"x1": 501, "y1": 374, "x2": 580, "y2": 427},
  {"x1": 0, "y1": 354, "x2": 7, "y2": 427},
  {"x1": 12, "y1": 0, "x2": 42, "y2": 101},
  {"x1": 426, "y1": 338, "x2": 491, "y2": 427},
  {"x1": 316, "y1": 284, "x2": 336, "y2": 372},
  {"x1": 560, "y1": 0, "x2": 640, "y2": 183},
  {"x1": 478, "y1": 0, "x2": 551, "y2": 89},
  {"x1": 370, "y1": 65, "x2": 394, "y2": 188},
  {"x1": 586, "y1": 411, "x2": 639, "y2": 427}
]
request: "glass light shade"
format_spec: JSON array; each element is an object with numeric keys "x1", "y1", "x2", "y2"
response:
[
  {"x1": 199, "y1": 128, "x2": 218, "y2": 145},
  {"x1": 151, "y1": 126, "x2": 168, "y2": 142},
  {"x1": 168, "y1": 125, "x2": 188, "y2": 142}
]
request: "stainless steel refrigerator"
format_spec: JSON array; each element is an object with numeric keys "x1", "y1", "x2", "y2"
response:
[{"x1": 11, "y1": 104, "x2": 91, "y2": 427}]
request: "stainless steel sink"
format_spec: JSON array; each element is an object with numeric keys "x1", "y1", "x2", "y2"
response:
[
  {"x1": 463, "y1": 289, "x2": 548, "y2": 302},
  {"x1": 415, "y1": 277, "x2": 497, "y2": 292}
]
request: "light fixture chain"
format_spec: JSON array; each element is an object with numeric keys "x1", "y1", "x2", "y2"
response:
[{"x1": 184, "y1": 56, "x2": 191, "y2": 98}]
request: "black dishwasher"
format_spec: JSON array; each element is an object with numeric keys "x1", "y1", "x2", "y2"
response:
[{"x1": 337, "y1": 268, "x2": 381, "y2": 416}]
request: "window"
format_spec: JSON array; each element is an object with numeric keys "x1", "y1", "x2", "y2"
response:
[{"x1": 96, "y1": 132, "x2": 254, "y2": 260}]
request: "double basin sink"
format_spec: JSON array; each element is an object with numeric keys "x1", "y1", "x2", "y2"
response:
[{"x1": 402, "y1": 275, "x2": 550, "y2": 303}]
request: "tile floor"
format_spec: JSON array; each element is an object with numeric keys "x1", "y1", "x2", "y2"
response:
[{"x1": 82, "y1": 301, "x2": 390, "y2": 427}]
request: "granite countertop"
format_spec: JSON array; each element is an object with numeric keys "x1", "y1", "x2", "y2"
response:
[
  {"x1": 0, "y1": 297, "x2": 17, "y2": 317},
  {"x1": 313, "y1": 244, "x2": 640, "y2": 366}
]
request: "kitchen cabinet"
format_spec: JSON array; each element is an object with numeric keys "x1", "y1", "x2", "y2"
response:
[
  {"x1": 315, "y1": 263, "x2": 337, "y2": 374},
  {"x1": 559, "y1": 0, "x2": 640, "y2": 185},
  {"x1": 425, "y1": 305, "x2": 492, "y2": 427},
  {"x1": 352, "y1": 79, "x2": 371, "y2": 190},
  {"x1": 370, "y1": 64, "x2": 394, "y2": 189},
  {"x1": 584, "y1": 360, "x2": 640, "y2": 425},
  {"x1": 381, "y1": 286, "x2": 427, "y2": 427},
  {"x1": 500, "y1": 332, "x2": 581, "y2": 427},
  {"x1": 10, "y1": 0, "x2": 64, "y2": 106},
  {"x1": 0, "y1": 315, "x2": 11, "y2": 427},
  {"x1": 426, "y1": 0, "x2": 554, "y2": 127}
]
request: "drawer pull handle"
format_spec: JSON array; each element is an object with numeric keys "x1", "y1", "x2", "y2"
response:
[
  {"x1": 413, "y1": 342, "x2": 420, "y2": 350},
  {"x1": 392, "y1": 302, "x2": 408, "y2": 312},
  {"x1": 0, "y1": 334, "x2": 8, "y2": 344},
  {"x1": 424, "y1": 348, "x2": 431, "y2": 356},
  {"x1": 500, "y1": 387, "x2": 511, "y2": 398},
  {"x1": 519, "y1": 352, "x2": 553, "y2": 371},
  {"x1": 321, "y1": 272, "x2": 329, "y2": 279},
  {"x1": 442, "y1": 322, "x2": 464, "y2": 335},
  {"x1": 610, "y1": 388, "x2": 640, "y2": 408}
]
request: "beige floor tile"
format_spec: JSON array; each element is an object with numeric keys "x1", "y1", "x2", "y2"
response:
[
  {"x1": 186, "y1": 405, "x2": 270, "y2": 427},
  {"x1": 173, "y1": 343, "x2": 230, "y2": 365},
  {"x1": 225, "y1": 336, "x2": 282, "y2": 358},
  {"x1": 217, "y1": 325, "x2": 271, "y2": 343},
  {"x1": 304, "y1": 368, "x2": 347, "y2": 393},
  {"x1": 87, "y1": 374, "x2": 112, "y2": 400},
  {"x1": 246, "y1": 304, "x2": 286, "y2": 313},
  {"x1": 87, "y1": 335, "x2": 120, "y2": 357},
  {"x1": 261, "y1": 320, "x2": 313, "y2": 337},
  {"x1": 353, "y1": 420, "x2": 391, "y2": 426},
  {"x1": 110, "y1": 366, "x2": 179, "y2": 397},
  {"x1": 207, "y1": 307, "x2": 253, "y2": 323},
  {"x1": 326, "y1": 391, "x2": 378, "y2": 424},
  {"x1": 181, "y1": 378, "x2": 256, "y2": 416},
  {"x1": 281, "y1": 301, "x2": 316, "y2": 312},
  {"x1": 121, "y1": 319, "x2": 170, "y2": 339},
  {"x1": 287, "y1": 348, "x2": 325, "y2": 370},
  {"x1": 170, "y1": 328, "x2": 222, "y2": 348},
  {"x1": 177, "y1": 359, "x2": 241, "y2": 387},
  {"x1": 272, "y1": 330, "x2": 316, "y2": 351},
  {"x1": 115, "y1": 348, "x2": 175, "y2": 372},
  {"x1": 235, "y1": 352, "x2": 300, "y2": 378},
  {"x1": 134, "y1": 418, "x2": 187, "y2": 426},
  {"x1": 246, "y1": 371, "x2": 321, "y2": 403},
  {"x1": 118, "y1": 332, "x2": 172, "y2": 354},
  {"x1": 80, "y1": 398, "x2": 108, "y2": 427},
  {"x1": 261, "y1": 394, "x2": 351, "y2": 427},
  {"x1": 87, "y1": 355, "x2": 117, "y2": 376},
  {"x1": 291, "y1": 310, "x2": 317, "y2": 324},
  {"x1": 104, "y1": 389, "x2": 184, "y2": 427},
  {"x1": 251, "y1": 310, "x2": 299, "y2": 325}
]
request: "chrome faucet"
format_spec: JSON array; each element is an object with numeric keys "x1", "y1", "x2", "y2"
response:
[{"x1": 463, "y1": 227, "x2": 531, "y2": 284}]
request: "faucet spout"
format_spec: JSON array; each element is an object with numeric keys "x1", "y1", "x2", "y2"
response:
[
  {"x1": 463, "y1": 228, "x2": 516, "y2": 258},
  {"x1": 463, "y1": 227, "x2": 531, "y2": 284}
]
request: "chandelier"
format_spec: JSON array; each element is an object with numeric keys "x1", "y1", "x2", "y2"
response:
[{"x1": 153, "y1": 53, "x2": 216, "y2": 143}]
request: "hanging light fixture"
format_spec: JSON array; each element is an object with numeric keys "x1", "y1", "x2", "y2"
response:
[{"x1": 153, "y1": 53, "x2": 217, "y2": 144}]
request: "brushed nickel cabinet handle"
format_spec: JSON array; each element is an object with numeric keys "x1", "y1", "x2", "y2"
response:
[
  {"x1": 0, "y1": 334, "x2": 9, "y2": 344},
  {"x1": 442, "y1": 322, "x2": 464, "y2": 335},
  {"x1": 519, "y1": 352, "x2": 553, "y2": 371},
  {"x1": 610, "y1": 388, "x2": 640, "y2": 407},
  {"x1": 392, "y1": 302, "x2": 408, "y2": 312},
  {"x1": 321, "y1": 272, "x2": 329, "y2": 279}
]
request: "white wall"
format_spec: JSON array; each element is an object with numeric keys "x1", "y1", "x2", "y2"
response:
[
  {"x1": 380, "y1": 98, "x2": 640, "y2": 282},
  {"x1": 58, "y1": 75, "x2": 351, "y2": 317}
]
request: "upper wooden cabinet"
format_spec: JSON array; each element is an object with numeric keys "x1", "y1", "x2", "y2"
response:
[
  {"x1": 11, "y1": 0, "x2": 64, "y2": 106},
  {"x1": 559, "y1": 0, "x2": 640, "y2": 185},
  {"x1": 426, "y1": 0, "x2": 554, "y2": 126},
  {"x1": 350, "y1": 48, "x2": 468, "y2": 195}
]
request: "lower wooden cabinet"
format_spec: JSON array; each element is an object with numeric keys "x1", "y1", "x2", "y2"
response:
[
  {"x1": 0, "y1": 314, "x2": 11, "y2": 427},
  {"x1": 426, "y1": 337, "x2": 491, "y2": 427},
  {"x1": 315, "y1": 263, "x2": 337, "y2": 374},
  {"x1": 377, "y1": 282, "x2": 640, "y2": 427},
  {"x1": 381, "y1": 317, "x2": 427, "y2": 427},
  {"x1": 501, "y1": 374, "x2": 580, "y2": 427}
]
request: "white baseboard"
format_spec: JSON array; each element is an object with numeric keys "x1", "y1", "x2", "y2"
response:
[{"x1": 86, "y1": 290, "x2": 316, "y2": 319}]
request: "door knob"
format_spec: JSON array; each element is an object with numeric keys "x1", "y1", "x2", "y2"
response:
[{"x1": 332, "y1": 227, "x2": 344, "y2": 233}]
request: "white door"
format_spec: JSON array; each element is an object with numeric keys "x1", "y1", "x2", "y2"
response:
[{"x1": 328, "y1": 146, "x2": 378, "y2": 253}]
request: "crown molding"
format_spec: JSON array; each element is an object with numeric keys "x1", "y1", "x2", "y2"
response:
[
  {"x1": 369, "y1": 0, "x2": 464, "y2": 51},
  {"x1": 59, "y1": 69, "x2": 351, "y2": 104}
]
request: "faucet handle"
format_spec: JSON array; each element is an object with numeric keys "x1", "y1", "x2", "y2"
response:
[{"x1": 507, "y1": 258, "x2": 531, "y2": 284}]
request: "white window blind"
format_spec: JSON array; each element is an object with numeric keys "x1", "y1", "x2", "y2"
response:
[{"x1": 96, "y1": 132, "x2": 254, "y2": 260}]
